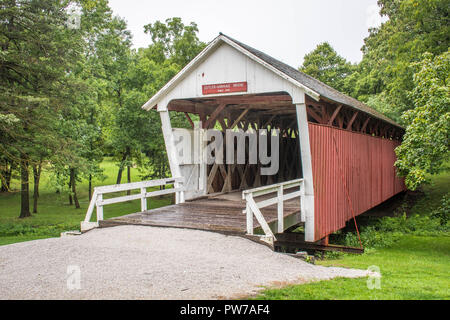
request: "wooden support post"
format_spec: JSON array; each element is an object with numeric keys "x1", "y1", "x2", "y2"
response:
[
  {"x1": 218, "y1": 117, "x2": 228, "y2": 131},
  {"x1": 372, "y1": 121, "x2": 380, "y2": 136},
  {"x1": 84, "y1": 189, "x2": 98, "y2": 223},
  {"x1": 230, "y1": 107, "x2": 250, "y2": 129},
  {"x1": 175, "y1": 180, "x2": 185, "y2": 204},
  {"x1": 380, "y1": 124, "x2": 388, "y2": 138},
  {"x1": 197, "y1": 127, "x2": 207, "y2": 194},
  {"x1": 140, "y1": 187, "x2": 147, "y2": 211},
  {"x1": 361, "y1": 117, "x2": 370, "y2": 133},
  {"x1": 239, "y1": 164, "x2": 250, "y2": 190},
  {"x1": 337, "y1": 113, "x2": 344, "y2": 128},
  {"x1": 96, "y1": 193, "x2": 103, "y2": 221},
  {"x1": 175, "y1": 188, "x2": 180, "y2": 204},
  {"x1": 179, "y1": 186, "x2": 185, "y2": 203},
  {"x1": 245, "y1": 194, "x2": 253, "y2": 234},
  {"x1": 388, "y1": 127, "x2": 394, "y2": 139},
  {"x1": 296, "y1": 102, "x2": 315, "y2": 242},
  {"x1": 204, "y1": 103, "x2": 227, "y2": 129},
  {"x1": 184, "y1": 112, "x2": 194, "y2": 129},
  {"x1": 346, "y1": 111, "x2": 359, "y2": 130},
  {"x1": 247, "y1": 195, "x2": 274, "y2": 237},
  {"x1": 199, "y1": 113, "x2": 207, "y2": 125},
  {"x1": 277, "y1": 185, "x2": 284, "y2": 233},
  {"x1": 320, "y1": 235, "x2": 329, "y2": 246},
  {"x1": 300, "y1": 180, "x2": 306, "y2": 222},
  {"x1": 306, "y1": 106, "x2": 324, "y2": 123},
  {"x1": 160, "y1": 110, "x2": 181, "y2": 178}
]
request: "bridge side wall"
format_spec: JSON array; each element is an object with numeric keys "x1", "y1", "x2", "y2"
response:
[{"x1": 308, "y1": 123, "x2": 406, "y2": 241}]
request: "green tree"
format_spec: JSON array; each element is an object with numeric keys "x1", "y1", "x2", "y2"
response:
[
  {"x1": 354, "y1": 0, "x2": 450, "y2": 122},
  {"x1": 61, "y1": 0, "x2": 126, "y2": 202},
  {"x1": 395, "y1": 50, "x2": 450, "y2": 190},
  {"x1": 299, "y1": 42, "x2": 355, "y2": 94},
  {"x1": 53, "y1": 71, "x2": 102, "y2": 208},
  {"x1": 0, "y1": 0, "x2": 84, "y2": 217},
  {"x1": 108, "y1": 18, "x2": 205, "y2": 183},
  {"x1": 50, "y1": 0, "x2": 134, "y2": 205},
  {"x1": 144, "y1": 17, "x2": 205, "y2": 68}
]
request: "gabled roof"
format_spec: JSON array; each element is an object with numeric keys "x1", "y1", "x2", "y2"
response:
[
  {"x1": 142, "y1": 33, "x2": 402, "y2": 129},
  {"x1": 221, "y1": 34, "x2": 402, "y2": 128}
]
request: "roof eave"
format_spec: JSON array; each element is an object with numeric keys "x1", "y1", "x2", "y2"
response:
[
  {"x1": 141, "y1": 35, "x2": 321, "y2": 111},
  {"x1": 141, "y1": 35, "x2": 224, "y2": 111},
  {"x1": 219, "y1": 36, "x2": 320, "y2": 102}
]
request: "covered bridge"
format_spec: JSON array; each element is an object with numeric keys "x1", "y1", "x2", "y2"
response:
[{"x1": 87, "y1": 34, "x2": 406, "y2": 245}]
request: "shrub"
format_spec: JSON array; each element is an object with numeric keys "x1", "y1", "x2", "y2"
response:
[
  {"x1": 339, "y1": 198, "x2": 449, "y2": 250},
  {"x1": 0, "y1": 222, "x2": 78, "y2": 237},
  {"x1": 431, "y1": 194, "x2": 450, "y2": 226},
  {"x1": 343, "y1": 226, "x2": 403, "y2": 249}
]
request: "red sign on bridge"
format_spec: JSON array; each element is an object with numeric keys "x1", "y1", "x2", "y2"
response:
[{"x1": 202, "y1": 81, "x2": 248, "y2": 95}]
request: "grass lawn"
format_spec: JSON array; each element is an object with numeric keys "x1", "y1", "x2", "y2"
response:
[
  {"x1": 0, "y1": 158, "x2": 172, "y2": 246},
  {"x1": 256, "y1": 235, "x2": 449, "y2": 300},
  {"x1": 1, "y1": 159, "x2": 449, "y2": 300},
  {"x1": 255, "y1": 170, "x2": 450, "y2": 300}
]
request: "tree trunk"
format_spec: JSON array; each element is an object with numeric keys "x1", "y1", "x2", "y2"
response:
[
  {"x1": 70, "y1": 168, "x2": 80, "y2": 209},
  {"x1": 1, "y1": 160, "x2": 13, "y2": 192},
  {"x1": 19, "y1": 157, "x2": 30, "y2": 218},
  {"x1": 68, "y1": 173, "x2": 73, "y2": 205},
  {"x1": 116, "y1": 166, "x2": 123, "y2": 185},
  {"x1": 1, "y1": 159, "x2": 6, "y2": 192},
  {"x1": 88, "y1": 174, "x2": 92, "y2": 201},
  {"x1": 36, "y1": 163, "x2": 41, "y2": 197},
  {"x1": 33, "y1": 188, "x2": 38, "y2": 213},
  {"x1": 32, "y1": 163, "x2": 41, "y2": 214},
  {"x1": 126, "y1": 163, "x2": 131, "y2": 196},
  {"x1": 6, "y1": 162, "x2": 13, "y2": 190},
  {"x1": 116, "y1": 152, "x2": 127, "y2": 184}
]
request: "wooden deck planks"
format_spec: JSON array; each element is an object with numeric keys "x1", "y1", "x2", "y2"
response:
[{"x1": 100, "y1": 192, "x2": 301, "y2": 234}]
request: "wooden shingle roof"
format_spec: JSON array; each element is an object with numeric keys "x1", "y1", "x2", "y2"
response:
[
  {"x1": 221, "y1": 33, "x2": 402, "y2": 129},
  {"x1": 143, "y1": 33, "x2": 402, "y2": 129}
]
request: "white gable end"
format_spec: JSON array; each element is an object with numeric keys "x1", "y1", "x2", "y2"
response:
[{"x1": 148, "y1": 40, "x2": 309, "y2": 111}]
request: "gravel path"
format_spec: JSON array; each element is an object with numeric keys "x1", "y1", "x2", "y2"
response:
[{"x1": 0, "y1": 226, "x2": 368, "y2": 299}]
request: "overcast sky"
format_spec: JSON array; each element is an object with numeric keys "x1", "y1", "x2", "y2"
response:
[{"x1": 108, "y1": 0, "x2": 387, "y2": 67}]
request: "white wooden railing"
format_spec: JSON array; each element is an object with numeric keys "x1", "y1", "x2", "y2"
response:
[
  {"x1": 81, "y1": 177, "x2": 185, "y2": 231},
  {"x1": 242, "y1": 178, "x2": 304, "y2": 239}
]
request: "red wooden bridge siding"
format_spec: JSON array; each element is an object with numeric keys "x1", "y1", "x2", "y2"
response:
[{"x1": 308, "y1": 123, "x2": 406, "y2": 241}]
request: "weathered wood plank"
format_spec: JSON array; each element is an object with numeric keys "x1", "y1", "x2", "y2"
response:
[{"x1": 102, "y1": 192, "x2": 301, "y2": 234}]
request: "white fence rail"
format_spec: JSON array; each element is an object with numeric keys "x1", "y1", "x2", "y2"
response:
[
  {"x1": 81, "y1": 177, "x2": 185, "y2": 231},
  {"x1": 242, "y1": 178, "x2": 304, "y2": 239}
]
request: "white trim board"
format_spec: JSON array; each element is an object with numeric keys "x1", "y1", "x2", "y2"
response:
[{"x1": 141, "y1": 35, "x2": 320, "y2": 111}]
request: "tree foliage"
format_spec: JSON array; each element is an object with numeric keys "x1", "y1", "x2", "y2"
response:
[
  {"x1": 354, "y1": 0, "x2": 450, "y2": 122},
  {"x1": 110, "y1": 17, "x2": 205, "y2": 182},
  {"x1": 0, "y1": 1, "x2": 206, "y2": 217},
  {"x1": 395, "y1": 50, "x2": 450, "y2": 190},
  {"x1": 299, "y1": 1, "x2": 449, "y2": 190},
  {"x1": 299, "y1": 42, "x2": 355, "y2": 95},
  {"x1": 144, "y1": 17, "x2": 205, "y2": 68},
  {"x1": 0, "y1": 0, "x2": 85, "y2": 216},
  {"x1": 1, "y1": 0, "x2": 447, "y2": 218}
]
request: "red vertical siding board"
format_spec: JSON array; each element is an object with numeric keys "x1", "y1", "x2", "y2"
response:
[{"x1": 308, "y1": 123, "x2": 406, "y2": 241}]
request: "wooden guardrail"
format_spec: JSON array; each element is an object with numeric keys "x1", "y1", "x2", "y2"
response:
[
  {"x1": 242, "y1": 178, "x2": 304, "y2": 239},
  {"x1": 81, "y1": 177, "x2": 184, "y2": 231}
]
